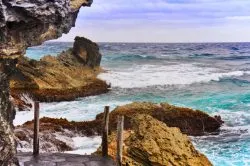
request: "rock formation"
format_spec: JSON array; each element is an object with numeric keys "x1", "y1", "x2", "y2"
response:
[
  {"x1": 0, "y1": 60, "x2": 19, "y2": 165},
  {"x1": 0, "y1": 0, "x2": 94, "y2": 164},
  {"x1": 96, "y1": 102, "x2": 223, "y2": 136},
  {"x1": 96, "y1": 114, "x2": 212, "y2": 166},
  {"x1": 0, "y1": 0, "x2": 93, "y2": 59},
  {"x1": 73, "y1": 36, "x2": 102, "y2": 68},
  {"x1": 10, "y1": 36, "x2": 109, "y2": 107},
  {"x1": 15, "y1": 117, "x2": 101, "y2": 153},
  {"x1": 15, "y1": 102, "x2": 223, "y2": 154}
]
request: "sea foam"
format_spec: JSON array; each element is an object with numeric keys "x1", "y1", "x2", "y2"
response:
[{"x1": 98, "y1": 63, "x2": 249, "y2": 88}]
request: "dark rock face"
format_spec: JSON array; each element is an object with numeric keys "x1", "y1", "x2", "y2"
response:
[
  {"x1": 0, "y1": 0, "x2": 93, "y2": 58},
  {"x1": 10, "y1": 93, "x2": 33, "y2": 111},
  {"x1": 15, "y1": 128, "x2": 74, "y2": 153},
  {"x1": 73, "y1": 36, "x2": 102, "y2": 68},
  {"x1": 15, "y1": 117, "x2": 102, "y2": 153},
  {"x1": 0, "y1": 60, "x2": 19, "y2": 165}
]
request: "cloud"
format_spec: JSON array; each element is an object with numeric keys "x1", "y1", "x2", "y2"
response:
[
  {"x1": 80, "y1": 0, "x2": 250, "y2": 21},
  {"x1": 57, "y1": 0, "x2": 250, "y2": 42},
  {"x1": 226, "y1": 16, "x2": 250, "y2": 20}
]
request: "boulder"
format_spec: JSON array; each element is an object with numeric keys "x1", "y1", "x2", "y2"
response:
[
  {"x1": 96, "y1": 114, "x2": 212, "y2": 166},
  {"x1": 96, "y1": 102, "x2": 223, "y2": 136},
  {"x1": 73, "y1": 36, "x2": 102, "y2": 68}
]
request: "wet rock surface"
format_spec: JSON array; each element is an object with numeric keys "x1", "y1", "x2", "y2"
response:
[
  {"x1": 17, "y1": 152, "x2": 115, "y2": 166},
  {"x1": 15, "y1": 117, "x2": 101, "y2": 153}
]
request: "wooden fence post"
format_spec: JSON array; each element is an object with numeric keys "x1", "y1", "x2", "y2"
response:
[
  {"x1": 102, "y1": 106, "x2": 110, "y2": 157},
  {"x1": 33, "y1": 101, "x2": 40, "y2": 156},
  {"x1": 116, "y1": 116, "x2": 124, "y2": 166}
]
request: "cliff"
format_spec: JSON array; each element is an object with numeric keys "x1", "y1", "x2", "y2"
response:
[
  {"x1": 0, "y1": 0, "x2": 95, "y2": 164},
  {"x1": 0, "y1": 70, "x2": 18, "y2": 165},
  {"x1": 10, "y1": 36, "x2": 109, "y2": 108}
]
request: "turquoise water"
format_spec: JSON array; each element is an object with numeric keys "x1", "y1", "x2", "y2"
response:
[{"x1": 22, "y1": 42, "x2": 250, "y2": 165}]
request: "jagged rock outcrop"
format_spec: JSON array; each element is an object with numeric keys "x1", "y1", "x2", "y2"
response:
[
  {"x1": 96, "y1": 102, "x2": 223, "y2": 136},
  {"x1": 15, "y1": 103, "x2": 220, "y2": 165},
  {"x1": 0, "y1": 0, "x2": 95, "y2": 164},
  {"x1": 96, "y1": 114, "x2": 212, "y2": 166},
  {"x1": 0, "y1": 60, "x2": 19, "y2": 165},
  {"x1": 10, "y1": 36, "x2": 109, "y2": 106},
  {"x1": 15, "y1": 128, "x2": 75, "y2": 153},
  {"x1": 15, "y1": 117, "x2": 101, "y2": 153},
  {"x1": 19, "y1": 102, "x2": 221, "y2": 138},
  {"x1": 73, "y1": 36, "x2": 102, "y2": 68},
  {"x1": 0, "y1": 0, "x2": 93, "y2": 58},
  {"x1": 10, "y1": 93, "x2": 32, "y2": 112},
  {"x1": 15, "y1": 102, "x2": 223, "y2": 154}
]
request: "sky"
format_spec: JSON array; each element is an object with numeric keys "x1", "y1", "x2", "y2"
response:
[{"x1": 58, "y1": 0, "x2": 250, "y2": 43}]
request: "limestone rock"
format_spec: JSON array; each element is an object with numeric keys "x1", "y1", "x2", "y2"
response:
[
  {"x1": 10, "y1": 93, "x2": 32, "y2": 111},
  {"x1": 96, "y1": 102, "x2": 223, "y2": 136},
  {"x1": 0, "y1": 64, "x2": 19, "y2": 165},
  {"x1": 0, "y1": 0, "x2": 95, "y2": 163},
  {"x1": 10, "y1": 36, "x2": 108, "y2": 105},
  {"x1": 73, "y1": 36, "x2": 102, "y2": 68},
  {"x1": 0, "y1": 0, "x2": 93, "y2": 58},
  {"x1": 97, "y1": 114, "x2": 212, "y2": 166}
]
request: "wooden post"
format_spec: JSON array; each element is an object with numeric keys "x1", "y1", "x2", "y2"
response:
[
  {"x1": 102, "y1": 106, "x2": 110, "y2": 157},
  {"x1": 33, "y1": 101, "x2": 40, "y2": 156},
  {"x1": 116, "y1": 116, "x2": 124, "y2": 166}
]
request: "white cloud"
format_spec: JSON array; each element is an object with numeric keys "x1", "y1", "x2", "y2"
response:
[
  {"x1": 226, "y1": 16, "x2": 250, "y2": 20},
  {"x1": 57, "y1": 0, "x2": 250, "y2": 42}
]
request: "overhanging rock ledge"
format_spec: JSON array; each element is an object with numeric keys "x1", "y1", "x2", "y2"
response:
[
  {"x1": 0, "y1": 0, "x2": 93, "y2": 58},
  {"x1": 0, "y1": 0, "x2": 94, "y2": 165}
]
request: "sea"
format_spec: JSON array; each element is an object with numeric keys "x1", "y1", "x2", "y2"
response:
[{"x1": 14, "y1": 42, "x2": 250, "y2": 166}]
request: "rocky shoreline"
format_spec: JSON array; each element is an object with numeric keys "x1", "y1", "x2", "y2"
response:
[
  {"x1": 10, "y1": 37, "x2": 110, "y2": 111},
  {"x1": 6, "y1": 36, "x2": 222, "y2": 165},
  {"x1": 15, "y1": 102, "x2": 223, "y2": 165}
]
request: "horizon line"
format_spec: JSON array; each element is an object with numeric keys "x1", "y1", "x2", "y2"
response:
[{"x1": 49, "y1": 40, "x2": 250, "y2": 44}]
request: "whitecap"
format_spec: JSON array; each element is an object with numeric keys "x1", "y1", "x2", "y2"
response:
[
  {"x1": 14, "y1": 100, "x2": 131, "y2": 126},
  {"x1": 65, "y1": 136, "x2": 101, "y2": 155},
  {"x1": 98, "y1": 63, "x2": 248, "y2": 88}
]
